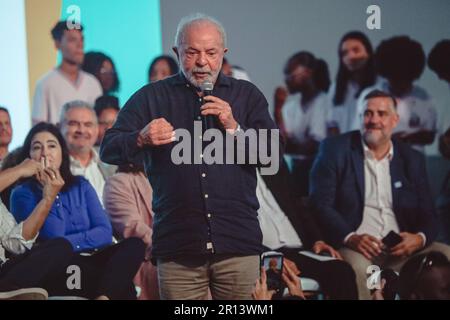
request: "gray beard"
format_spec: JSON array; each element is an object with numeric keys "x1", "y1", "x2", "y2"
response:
[
  {"x1": 183, "y1": 70, "x2": 219, "y2": 89},
  {"x1": 363, "y1": 131, "x2": 387, "y2": 147}
]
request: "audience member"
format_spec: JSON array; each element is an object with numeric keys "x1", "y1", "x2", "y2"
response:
[
  {"x1": 310, "y1": 89, "x2": 450, "y2": 299},
  {"x1": 256, "y1": 160, "x2": 357, "y2": 299},
  {"x1": 103, "y1": 162, "x2": 158, "y2": 300},
  {"x1": 428, "y1": 40, "x2": 450, "y2": 244},
  {"x1": 82, "y1": 51, "x2": 120, "y2": 94},
  {"x1": 327, "y1": 31, "x2": 378, "y2": 135},
  {"x1": 148, "y1": 55, "x2": 179, "y2": 83},
  {"x1": 0, "y1": 156, "x2": 72, "y2": 300},
  {"x1": 32, "y1": 21, "x2": 102, "y2": 125},
  {"x1": 354, "y1": 36, "x2": 437, "y2": 152},
  {"x1": 10, "y1": 123, "x2": 145, "y2": 300},
  {"x1": 59, "y1": 100, "x2": 107, "y2": 202},
  {"x1": 0, "y1": 107, "x2": 12, "y2": 168},
  {"x1": 221, "y1": 58, "x2": 251, "y2": 81},
  {"x1": 280, "y1": 51, "x2": 330, "y2": 197},
  {"x1": 0, "y1": 147, "x2": 23, "y2": 210},
  {"x1": 398, "y1": 251, "x2": 450, "y2": 300},
  {"x1": 252, "y1": 261, "x2": 305, "y2": 300},
  {"x1": 93, "y1": 95, "x2": 120, "y2": 147}
]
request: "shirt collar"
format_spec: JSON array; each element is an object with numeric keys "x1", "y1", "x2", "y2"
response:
[
  {"x1": 70, "y1": 148, "x2": 99, "y2": 168},
  {"x1": 361, "y1": 138, "x2": 394, "y2": 161}
]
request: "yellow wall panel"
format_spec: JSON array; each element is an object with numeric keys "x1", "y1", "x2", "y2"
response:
[{"x1": 25, "y1": 0, "x2": 61, "y2": 109}]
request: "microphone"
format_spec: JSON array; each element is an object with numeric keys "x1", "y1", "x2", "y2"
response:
[{"x1": 200, "y1": 79, "x2": 215, "y2": 130}]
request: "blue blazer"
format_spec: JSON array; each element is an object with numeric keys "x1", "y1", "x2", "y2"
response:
[{"x1": 310, "y1": 131, "x2": 438, "y2": 248}]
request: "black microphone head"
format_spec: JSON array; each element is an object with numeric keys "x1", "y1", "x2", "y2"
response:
[{"x1": 200, "y1": 79, "x2": 214, "y2": 93}]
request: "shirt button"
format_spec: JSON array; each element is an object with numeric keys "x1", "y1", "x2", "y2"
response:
[
  {"x1": 198, "y1": 98, "x2": 202, "y2": 102},
  {"x1": 207, "y1": 213, "x2": 212, "y2": 218},
  {"x1": 76, "y1": 245, "x2": 80, "y2": 249},
  {"x1": 202, "y1": 173, "x2": 206, "y2": 178},
  {"x1": 204, "y1": 194, "x2": 209, "y2": 199},
  {"x1": 186, "y1": 84, "x2": 190, "y2": 88},
  {"x1": 197, "y1": 116, "x2": 201, "y2": 120}
]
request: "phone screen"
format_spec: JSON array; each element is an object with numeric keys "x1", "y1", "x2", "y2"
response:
[{"x1": 262, "y1": 254, "x2": 284, "y2": 291}]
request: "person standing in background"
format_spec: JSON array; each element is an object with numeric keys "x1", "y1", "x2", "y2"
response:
[{"x1": 32, "y1": 21, "x2": 102, "y2": 125}]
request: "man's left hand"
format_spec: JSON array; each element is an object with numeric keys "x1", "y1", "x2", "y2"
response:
[
  {"x1": 390, "y1": 232, "x2": 424, "y2": 258},
  {"x1": 313, "y1": 241, "x2": 343, "y2": 260},
  {"x1": 201, "y1": 96, "x2": 238, "y2": 132}
]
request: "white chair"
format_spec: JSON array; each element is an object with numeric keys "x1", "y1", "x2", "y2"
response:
[{"x1": 283, "y1": 277, "x2": 323, "y2": 299}]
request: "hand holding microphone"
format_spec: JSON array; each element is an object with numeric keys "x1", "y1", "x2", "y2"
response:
[
  {"x1": 200, "y1": 80, "x2": 215, "y2": 130},
  {"x1": 200, "y1": 80, "x2": 238, "y2": 132}
]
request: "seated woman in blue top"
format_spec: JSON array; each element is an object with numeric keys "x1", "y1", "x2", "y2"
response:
[{"x1": 10, "y1": 123, "x2": 145, "y2": 300}]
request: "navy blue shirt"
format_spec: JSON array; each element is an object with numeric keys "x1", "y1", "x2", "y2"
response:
[{"x1": 100, "y1": 73, "x2": 281, "y2": 258}]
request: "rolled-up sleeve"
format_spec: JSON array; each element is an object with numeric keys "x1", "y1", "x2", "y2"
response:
[{"x1": 0, "y1": 202, "x2": 37, "y2": 256}]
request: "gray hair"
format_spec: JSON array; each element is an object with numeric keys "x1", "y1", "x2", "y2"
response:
[
  {"x1": 174, "y1": 13, "x2": 227, "y2": 48},
  {"x1": 59, "y1": 100, "x2": 97, "y2": 125}
]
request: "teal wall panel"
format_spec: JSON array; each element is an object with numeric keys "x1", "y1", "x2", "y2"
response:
[{"x1": 61, "y1": 0, "x2": 162, "y2": 105}]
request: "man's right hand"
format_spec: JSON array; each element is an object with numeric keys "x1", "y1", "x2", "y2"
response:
[
  {"x1": 137, "y1": 118, "x2": 175, "y2": 147},
  {"x1": 17, "y1": 158, "x2": 43, "y2": 178},
  {"x1": 346, "y1": 234, "x2": 382, "y2": 260}
]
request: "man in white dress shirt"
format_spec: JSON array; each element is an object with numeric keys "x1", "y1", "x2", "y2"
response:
[{"x1": 59, "y1": 101, "x2": 106, "y2": 203}]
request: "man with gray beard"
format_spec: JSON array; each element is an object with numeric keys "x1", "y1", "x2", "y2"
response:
[
  {"x1": 100, "y1": 13, "x2": 281, "y2": 300},
  {"x1": 310, "y1": 89, "x2": 450, "y2": 299}
]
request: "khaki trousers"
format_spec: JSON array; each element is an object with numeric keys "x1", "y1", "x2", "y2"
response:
[{"x1": 157, "y1": 254, "x2": 259, "y2": 300}]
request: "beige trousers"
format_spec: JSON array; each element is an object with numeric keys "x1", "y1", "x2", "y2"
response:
[{"x1": 157, "y1": 254, "x2": 260, "y2": 300}]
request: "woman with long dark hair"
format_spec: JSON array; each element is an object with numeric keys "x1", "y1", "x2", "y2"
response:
[
  {"x1": 82, "y1": 51, "x2": 120, "y2": 94},
  {"x1": 327, "y1": 31, "x2": 377, "y2": 135},
  {"x1": 148, "y1": 55, "x2": 179, "y2": 83},
  {"x1": 281, "y1": 51, "x2": 330, "y2": 197},
  {"x1": 10, "y1": 123, "x2": 145, "y2": 300}
]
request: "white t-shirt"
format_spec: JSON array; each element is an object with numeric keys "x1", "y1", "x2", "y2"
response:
[
  {"x1": 282, "y1": 92, "x2": 328, "y2": 146},
  {"x1": 32, "y1": 68, "x2": 102, "y2": 124},
  {"x1": 256, "y1": 171, "x2": 303, "y2": 250},
  {"x1": 327, "y1": 77, "x2": 382, "y2": 134},
  {"x1": 438, "y1": 85, "x2": 450, "y2": 135},
  {"x1": 353, "y1": 80, "x2": 437, "y2": 152}
]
